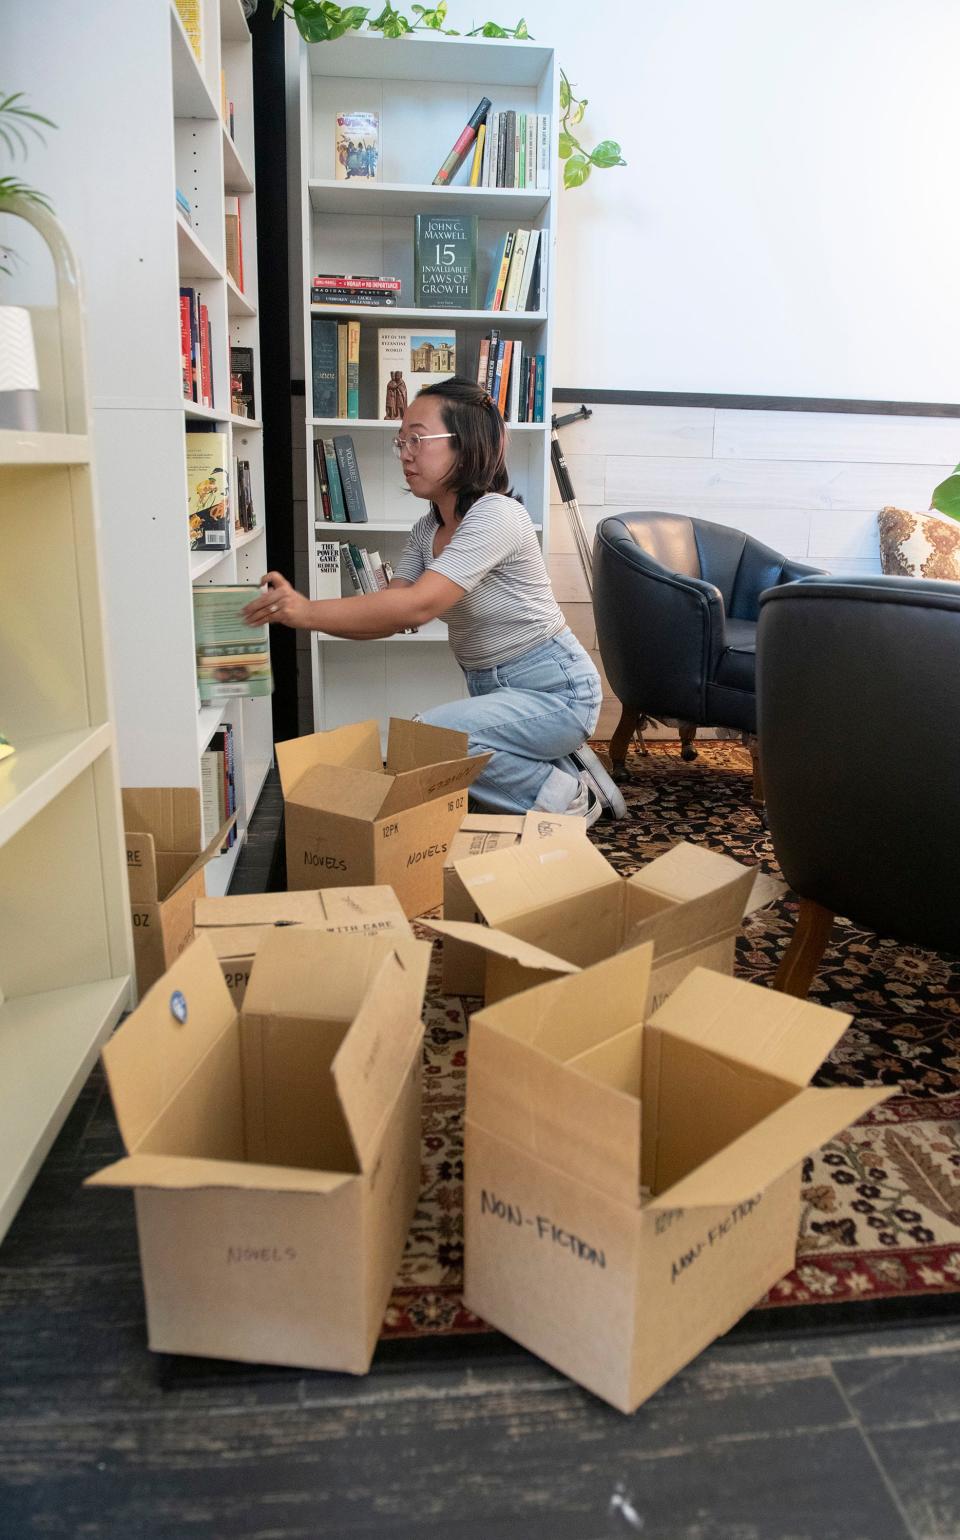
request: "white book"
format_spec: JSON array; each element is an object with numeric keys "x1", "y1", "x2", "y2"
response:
[
  {"x1": 503, "y1": 229, "x2": 530, "y2": 312},
  {"x1": 525, "y1": 114, "x2": 536, "y2": 189},
  {"x1": 536, "y1": 114, "x2": 550, "y2": 190},
  {"x1": 359, "y1": 548, "x2": 379, "y2": 593},
  {"x1": 486, "y1": 110, "x2": 499, "y2": 188},
  {"x1": 508, "y1": 347, "x2": 523, "y2": 423},
  {"x1": 315, "y1": 540, "x2": 342, "y2": 599},
  {"x1": 482, "y1": 103, "x2": 495, "y2": 186},
  {"x1": 200, "y1": 750, "x2": 221, "y2": 847},
  {"x1": 368, "y1": 550, "x2": 389, "y2": 591},
  {"x1": 516, "y1": 229, "x2": 540, "y2": 312}
]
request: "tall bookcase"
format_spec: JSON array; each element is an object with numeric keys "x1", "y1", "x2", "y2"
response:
[
  {"x1": 0, "y1": 200, "x2": 135, "y2": 1242},
  {"x1": 4, "y1": 0, "x2": 272, "y2": 898},
  {"x1": 297, "y1": 32, "x2": 558, "y2": 734}
]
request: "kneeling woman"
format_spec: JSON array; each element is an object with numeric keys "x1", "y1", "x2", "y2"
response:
[{"x1": 244, "y1": 375, "x2": 623, "y2": 823}]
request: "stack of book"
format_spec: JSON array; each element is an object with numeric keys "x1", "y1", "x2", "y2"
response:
[
  {"x1": 311, "y1": 318, "x2": 362, "y2": 418},
  {"x1": 313, "y1": 433, "x2": 368, "y2": 523},
  {"x1": 483, "y1": 228, "x2": 544, "y2": 313},
  {"x1": 201, "y1": 724, "x2": 237, "y2": 850},
  {"x1": 179, "y1": 286, "x2": 215, "y2": 407},
  {"x1": 310, "y1": 274, "x2": 400, "y2": 307},
  {"x1": 477, "y1": 333, "x2": 545, "y2": 423},
  {"x1": 481, "y1": 110, "x2": 551, "y2": 190},
  {"x1": 316, "y1": 540, "x2": 394, "y2": 598}
]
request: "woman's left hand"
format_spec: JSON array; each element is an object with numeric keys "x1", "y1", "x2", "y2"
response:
[{"x1": 243, "y1": 572, "x2": 311, "y2": 629}]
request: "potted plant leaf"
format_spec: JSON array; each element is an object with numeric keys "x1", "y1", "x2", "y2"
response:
[{"x1": 0, "y1": 91, "x2": 56, "y2": 429}]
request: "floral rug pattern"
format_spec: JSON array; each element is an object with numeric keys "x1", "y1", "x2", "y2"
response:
[{"x1": 383, "y1": 741, "x2": 960, "y2": 1339}]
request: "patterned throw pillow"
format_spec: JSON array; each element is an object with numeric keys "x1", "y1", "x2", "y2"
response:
[{"x1": 878, "y1": 506, "x2": 960, "y2": 580}]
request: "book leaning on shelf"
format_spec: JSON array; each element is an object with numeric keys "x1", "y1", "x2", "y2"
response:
[
  {"x1": 193, "y1": 586, "x2": 273, "y2": 704},
  {"x1": 224, "y1": 195, "x2": 244, "y2": 291},
  {"x1": 482, "y1": 228, "x2": 545, "y2": 313},
  {"x1": 233, "y1": 458, "x2": 256, "y2": 534},
  {"x1": 414, "y1": 214, "x2": 478, "y2": 309},
  {"x1": 476, "y1": 332, "x2": 545, "y2": 422},
  {"x1": 201, "y1": 724, "x2": 238, "y2": 850},
  {"x1": 313, "y1": 433, "x2": 367, "y2": 522},
  {"x1": 432, "y1": 98, "x2": 491, "y2": 186}
]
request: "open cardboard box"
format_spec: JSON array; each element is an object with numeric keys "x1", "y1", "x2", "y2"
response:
[
  {"x1": 122, "y1": 786, "x2": 235, "y2": 997},
  {"x1": 194, "y1": 886, "x2": 412, "y2": 1005},
  {"x1": 442, "y1": 811, "x2": 588, "y2": 995},
  {"x1": 464, "y1": 944, "x2": 892, "y2": 1414},
  {"x1": 275, "y1": 718, "x2": 491, "y2": 918},
  {"x1": 87, "y1": 927, "x2": 431, "y2": 1374},
  {"x1": 428, "y1": 836, "x2": 782, "y2": 1009}
]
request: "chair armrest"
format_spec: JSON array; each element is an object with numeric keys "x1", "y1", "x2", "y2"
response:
[{"x1": 779, "y1": 557, "x2": 828, "y2": 583}]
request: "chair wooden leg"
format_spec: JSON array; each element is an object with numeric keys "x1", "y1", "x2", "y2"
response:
[
  {"x1": 772, "y1": 899, "x2": 835, "y2": 998},
  {"x1": 746, "y1": 735, "x2": 763, "y2": 806},
  {"x1": 679, "y1": 722, "x2": 698, "y2": 761},
  {"x1": 608, "y1": 704, "x2": 640, "y2": 782}
]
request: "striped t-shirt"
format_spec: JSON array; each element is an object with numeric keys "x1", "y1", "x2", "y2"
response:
[{"x1": 392, "y1": 493, "x2": 567, "y2": 671}]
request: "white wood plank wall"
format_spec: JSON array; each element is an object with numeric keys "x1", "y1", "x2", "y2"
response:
[{"x1": 548, "y1": 404, "x2": 959, "y2": 739}]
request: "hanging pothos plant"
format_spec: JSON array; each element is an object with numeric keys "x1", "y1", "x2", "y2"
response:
[{"x1": 272, "y1": 2, "x2": 625, "y2": 186}]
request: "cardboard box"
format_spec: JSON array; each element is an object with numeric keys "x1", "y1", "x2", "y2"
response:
[
  {"x1": 87, "y1": 927, "x2": 432, "y2": 1374},
  {"x1": 122, "y1": 787, "x2": 234, "y2": 998},
  {"x1": 442, "y1": 812, "x2": 588, "y2": 995},
  {"x1": 275, "y1": 718, "x2": 491, "y2": 918},
  {"x1": 464, "y1": 945, "x2": 892, "y2": 1414},
  {"x1": 428, "y1": 836, "x2": 782, "y2": 1009},
  {"x1": 194, "y1": 886, "x2": 413, "y2": 1006}
]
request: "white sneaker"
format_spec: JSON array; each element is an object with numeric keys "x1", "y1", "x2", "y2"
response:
[
  {"x1": 562, "y1": 775, "x2": 604, "y2": 827},
  {"x1": 568, "y1": 745, "x2": 629, "y2": 820}
]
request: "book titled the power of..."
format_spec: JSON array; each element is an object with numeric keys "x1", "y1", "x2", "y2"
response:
[{"x1": 414, "y1": 214, "x2": 478, "y2": 309}]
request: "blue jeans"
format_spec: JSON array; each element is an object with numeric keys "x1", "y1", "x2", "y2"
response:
[{"x1": 417, "y1": 629, "x2": 602, "y2": 814}]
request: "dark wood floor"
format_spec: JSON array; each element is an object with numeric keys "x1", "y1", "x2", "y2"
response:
[{"x1": 2, "y1": 775, "x2": 959, "y2": 1539}]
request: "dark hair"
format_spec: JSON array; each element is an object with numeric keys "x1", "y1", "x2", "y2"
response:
[{"x1": 415, "y1": 374, "x2": 518, "y2": 518}]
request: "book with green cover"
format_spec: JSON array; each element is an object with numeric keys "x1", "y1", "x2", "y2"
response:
[
  {"x1": 414, "y1": 213, "x2": 478, "y2": 310},
  {"x1": 193, "y1": 585, "x2": 273, "y2": 703}
]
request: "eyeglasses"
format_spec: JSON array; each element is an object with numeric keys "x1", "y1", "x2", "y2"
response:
[{"x1": 392, "y1": 432, "x2": 458, "y2": 459}]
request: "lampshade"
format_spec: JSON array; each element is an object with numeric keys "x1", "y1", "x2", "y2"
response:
[{"x1": 0, "y1": 306, "x2": 40, "y2": 392}]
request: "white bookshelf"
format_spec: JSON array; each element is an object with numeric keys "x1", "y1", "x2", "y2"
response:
[
  {"x1": 4, "y1": 0, "x2": 273, "y2": 898},
  {"x1": 296, "y1": 31, "x2": 558, "y2": 734},
  {"x1": 0, "y1": 201, "x2": 135, "y2": 1243}
]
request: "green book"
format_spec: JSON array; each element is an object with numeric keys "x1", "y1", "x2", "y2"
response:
[
  {"x1": 193, "y1": 585, "x2": 273, "y2": 704},
  {"x1": 322, "y1": 437, "x2": 348, "y2": 521},
  {"x1": 414, "y1": 213, "x2": 478, "y2": 310}
]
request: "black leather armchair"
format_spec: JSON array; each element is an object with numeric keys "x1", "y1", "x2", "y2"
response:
[
  {"x1": 593, "y1": 511, "x2": 824, "y2": 785},
  {"x1": 758, "y1": 574, "x2": 960, "y2": 996}
]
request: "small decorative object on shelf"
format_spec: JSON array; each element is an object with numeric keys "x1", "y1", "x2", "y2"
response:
[{"x1": 335, "y1": 110, "x2": 379, "y2": 180}]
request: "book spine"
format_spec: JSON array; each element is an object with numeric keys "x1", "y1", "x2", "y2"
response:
[
  {"x1": 469, "y1": 123, "x2": 485, "y2": 187},
  {"x1": 527, "y1": 355, "x2": 536, "y2": 423},
  {"x1": 515, "y1": 348, "x2": 526, "y2": 423},
  {"x1": 503, "y1": 229, "x2": 529, "y2": 313},
  {"x1": 322, "y1": 438, "x2": 348, "y2": 521},
  {"x1": 225, "y1": 725, "x2": 237, "y2": 847},
  {"x1": 200, "y1": 750, "x2": 220, "y2": 846},
  {"x1": 311, "y1": 274, "x2": 401, "y2": 290},
  {"x1": 333, "y1": 434, "x2": 368, "y2": 522},
  {"x1": 336, "y1": 324, "x2": 348, "y2": 418},
  {"x1": 342, "y1": 545, "x2": 363, "y2": 593},
  {"x1": 506, "y1": 112, "x2": 516, "y2": 188},
  {"x1": 490, "y1": 337, "x2": 506, "y2": 407},
  {"x1": 311, "y1": 290, "x2": 397, "y2": 307},
  {"x1": 315, "y1": 540, "x2": 342, "y2": 600},
  {"x1": 432, "y1": 96, "x2": 491, "y2": 186},
  {"x1": 497, "y1": 339, "x2": 513, "y2": 415},
  {"x1": 198, "y1": 301, "x2": 211, "y2": 406},
  {"x1": 485, "y1": 328, "x2": 500, "y2": 395},
  {"x1": 359, "y1": 547, "x2": 379, "y2": 592},
  {"x1": 368, "y1": 550, "x2": 389, "y2": 591},
  {"x1": 485, "y1": 110, "x2": 498, "y2": 188},
  {"x1": 518, "y1": 114, "x2": 526, "y2": 189},
  {"x1": 311, "y1": 317, "x2": 338, "y2": 418},
  {"x1": 348, "y1": 543, "x2": 374, "y2": 592},
  {"x1": 178, "y1": 293, "x2": 192, "y2": 400},
  {"x1": 517, "y1": 229, "x2": 540, "y2": 313},
  {"x1": 533, "y1": 355, "x2": 545, "y2": 423},
  {"x1": 537, "y1": 114, "x2": 550, "y2": 190},
  {"x1": 492, "y1": 231, "x2": 515, "y2": 312},
  {"x1": 346, "y1": 320, "x2": 360, "y2": 418},
  {"x1": 536, "y1": 236, "x2": 548, "y2": 312},
  {"x1": 314, "y1": 439, "x2": 332, "y2": 520},
  {"x1": 525, "y1": 114, "x2": 536, "y2": 189},
  {"x1": 187, "y1": 289, "x2": 199, "y2": 402},
  {"x1": 477, "y1": 337, "x2": 490, "y2": 388}
]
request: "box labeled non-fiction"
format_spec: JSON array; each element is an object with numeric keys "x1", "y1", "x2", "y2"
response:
[
  {"x1": 429, "y1": 835, "x2": 781, "y2": 1008},
  {"x1": 275, "y1": 718, "x2": 490, "y2": 917},
  {"x1": 123, "y1": 786, "x2": 234, "y2": 997},
  {"x1": 194, "y1": 885, "x2": 412, "y2": 1005},
  {"x1": 88, "y1": 927, "x2": 431, "y2": 1374},
  {"x1": 464, "y1": 946, "x2": 891, "y2": 1413},
  {"x1": 442, "y1": 811, "x2": 588, "y2": 995}
]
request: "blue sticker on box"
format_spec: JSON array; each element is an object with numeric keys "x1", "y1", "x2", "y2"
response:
[{"x1": 170, "y1": 990, "x2": 188, "y2": 1024}]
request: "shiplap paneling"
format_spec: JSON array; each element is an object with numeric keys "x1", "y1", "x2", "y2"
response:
[
  {"x1": 604, "y1": 456, "x2": 951, "y2": 517},
  {"x1": 714, "y1": 409, "x2": 960, "y2": 466},
  {"x1": 551, "y1": 404, "x2": 716, "y2": 459}
]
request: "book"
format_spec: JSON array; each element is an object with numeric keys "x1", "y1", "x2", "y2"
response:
[
  {"x1": 175, "y1": 187, "x2": 192, "y2": 224},
  {"x1": 518, "y1": 113, "x2": 525, "y2": 189},
  {"x1": 342, "y1": 545, "x2": 363, "y2": 593},
  {"x1": 233, "y1": 458, "x2": 255, "y2": 532},
  {"x1": 224, "y1": 196, "x2": 243, "y2": 290},
  {"x1": 198, "y1": 299, "x2": 212, "y2": 407},
  {"x1": 484, "y1": 110, "x2": 499, "y2": 188},
  {"x1": 311, "y1": 289, "x2": 398, "y2": 308},
  {"x1": 533, "y1": 354, "x2": 545, "y2": 422},
  {"x1": 322, "y1": 438, "x2": 348, "y2": 521},
  {"x1": 230, "y1": 345, "x2": 255, "y2": 419},
  {"x1": 502, "y1": 229, "x2": 531, "y2": 313},
  {"x1": 432, "y1": 97, "x2": 491, "y2": 186},
  {"x1": 347, "y1": 544, "x2": 373, "y2": 593},
  {"x1": 358, "y1": 547, "x2": 379, "y2": 592},
  {"x1": 311, "y1": 274, "x2": 401, "y2": 291},
  {"x1": 315, "y1": 540, "x2": 342, "y2": 600},
  {"x1": 414, "y1": 213, "x2": 478, "y2": 310},
  {"x1": 469, "y1": 124, "x2": 485, "y2": 187},
  {"x1": 516, "y1": 230, "x2": 541, "y2": 312},
  {"x1": 368, "y1": 550, "x2": 389, "y2": 591},
  {"x1": 377, "y1": 329, "x2": 456, "y2": 420},
  {"x1": 193, "y1": 585, "x2": 272, "y2": 703},
  {"x1": 178, "y1": 290, "x2": 193, "y2": 400},
  {"x1": 335, "y1": 110, "x2": 379, "y2": 181},
  {"x1": 486, "y1": 230, "x2": 515, "y2": 311},
  {"x1": 314, "y1": 439, "x2": 332, "y2": 519},
  {"x1": 186, "y1": 431, "x2": 230, "y2": 552},
  {"x1": 200, "y1": 743, "x2": 222, "y2": 847},
  {"x1": 536, "y1": 113, "x2": 551, "y2": 190},
  {"x1": 525, "y1": 114, "x2": 536, "y2": 189},
  {"x1": 346, "y1": 320, "x2": 360, "y2": 418},
  {"x1": 311, "y1": 317, "x2": 338, "y2": 418},
  {"x1": 333, "y1": 435, "x2": 368, "y2": 523},
  {"x1": 337, "y1": 324, "x2": 348, "y2": 418},
  {"x1": 496, "y1": 339, "x2": 513, "y2": 414},
  {"x1": 174, "y1": 0, "x2": 202, "y2": 63}
]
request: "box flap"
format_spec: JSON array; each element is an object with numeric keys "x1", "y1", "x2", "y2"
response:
[
  {"x1": 85, "y1": 1152, "x2": 354, "y2": 1196},
  {"x1": 163, "y1": 812, "x2": 236, "y2": 900},
  {"x1": 744, "y1": 871, "x2": 787, "y2": 914},
  {"x1": 647, "y1": 1085, "x2": 893, "y2": 1210},
  {"x1": 280, "y1": 760, "x2": 391, "y2": 820},
  {"x1": 385, "y1": 716, "x2": 470, "y2": 772},
  {"x1": 101, "y1": 934, "x2": 237, "y2": 1154},
  {"x1": 126, "y1": 832, "x2": 158, "y2": 904},
  {"x1": 518, "y1": 811, "x2": 589, "y2": 845},
  {"x1": 331, "y1": 943, "x2": 431, "y2": 1171},
  {"x1": 205, "y1": 926, "x2": 274, "y2": 963},
  {"x1": 621, "y1": 871, "x2": 756, "y2": 961},
  {"x1": 455, "y1": 835, "x2": 618, "y2": 927},
  {"x1": 626, "y1": 841, "x2": 751, "y2": 904},
  {"x1": 122, "y1": 786, "x2": 202, "y2": 853},
  {"x1": 312, "y1": 886, "x2": 412, "y2": 937},
  {"x1": 445, "y1": 822, "x2": 523, "y2": 869},
  {"x1": 243, "y1": 926, "x2": 424, "y2": 1021},
  {"x1": 195, "y1": 891, "x2": 326, "y2": 929},
  {"x1": 377, "y1": 751, "x2": 492, "y2": 820},
  {"x1": 424, "y1": 919, "x2": 579, "y2": 975},
  {"x1": 648, "y1": 968, "x2": 853, "y2": 1087},
  {"x1": 275, "y1": 721, "x2": 383, "y2": 797}
]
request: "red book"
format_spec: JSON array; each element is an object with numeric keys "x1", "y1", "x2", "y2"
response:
[
  {"x1": 198, "y1": 302, "x2": 211, "y2": 407},
  {"x1": 432, "y1": 97, "x2": 491, "y2": 186},
  {"x1": 178, "y1": 294, "x2": 192, "y2": 400}
]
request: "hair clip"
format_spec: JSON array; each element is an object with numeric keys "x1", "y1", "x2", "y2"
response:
[{"x1": 480, "y1": 392, "x2": 493, "y2": 408}]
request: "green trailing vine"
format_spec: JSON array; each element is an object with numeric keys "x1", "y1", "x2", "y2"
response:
[
  {"x1": 0, "y1": 92, "x2": 57, "y2": 277},
  {"x1": 930, "y1": 465, "x2": 960, "y2": 522},
  {"x1": 272, "y1": 2, "x2": 624, "y2": 185}
]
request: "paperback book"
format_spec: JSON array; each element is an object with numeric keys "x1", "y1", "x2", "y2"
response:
[
  {"x1": 193, "y1": 585, "x2": 273, "y2": 703},
  {"x1": 186, "y1": 431, "x2": 230, "y2": 551},
  {"x1": 335, "y1": 111, "x2": 379, "y2": 180},
  {"x1": 433, "y1": 98, "x2": 490, "y2": 185},
  {"x1": 414, "y1": 213, "x2": 478, "y2": 310},
  {"x1": 229, "y1": 345, "x2": 255, "y2": 418},
  {"x1": 378, "y1": 329, "x2": 456, "y2": 420}
]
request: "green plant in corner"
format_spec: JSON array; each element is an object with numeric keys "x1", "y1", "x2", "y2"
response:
[
  {"x1": 0, "y1": 92, "x2": 57, "y2": 277},
  {"x1": 558, "y1": 69, "x2": 625, "y2": 189},
  {"x1": 930, "y1": 464, "x2": 960, "y2": 523}
]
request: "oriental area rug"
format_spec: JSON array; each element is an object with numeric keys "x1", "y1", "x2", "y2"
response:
[{"x1": 385, "y1": 741, "x2": 960, "y2": 1342}]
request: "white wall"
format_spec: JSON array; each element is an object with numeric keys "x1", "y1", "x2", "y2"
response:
[{"x1": 508, "y1": 0, "x2": 960, "y2": 401}]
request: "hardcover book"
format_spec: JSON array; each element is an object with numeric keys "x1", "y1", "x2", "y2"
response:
[
  {"x1": 322, "y1": 438, "x2": 348, "y2": 521},
  {"x1": 335, "y1": 111, "x2": 379, "y2": 181},
  {"x1": 432, "y1": 97, "x2": 490, "y2": 186},
  {"x1": 315, "y1": 541, "x2": 342, "y2": 600},
  {"x1": 333, "y1": 435, "x2": 368, "y2": 523},
  {"x1": 377, "y1": 329, "x2": 456, "y2": 420},
  {"x1": 311, "y1": 317, "x2": 338, "y2": 418},
  {"x1": 186, "y1": 431, "x2": 230, "y2": 552},
  {"x1": 193, "y1": 585, "x2": 272, "y2": 703},
  {"x1": 414, "y1": 213, "x2": 478, "y2": 310},
  {"x1": 229, "y1": 344, "x2": 255, "y2": 419}
]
